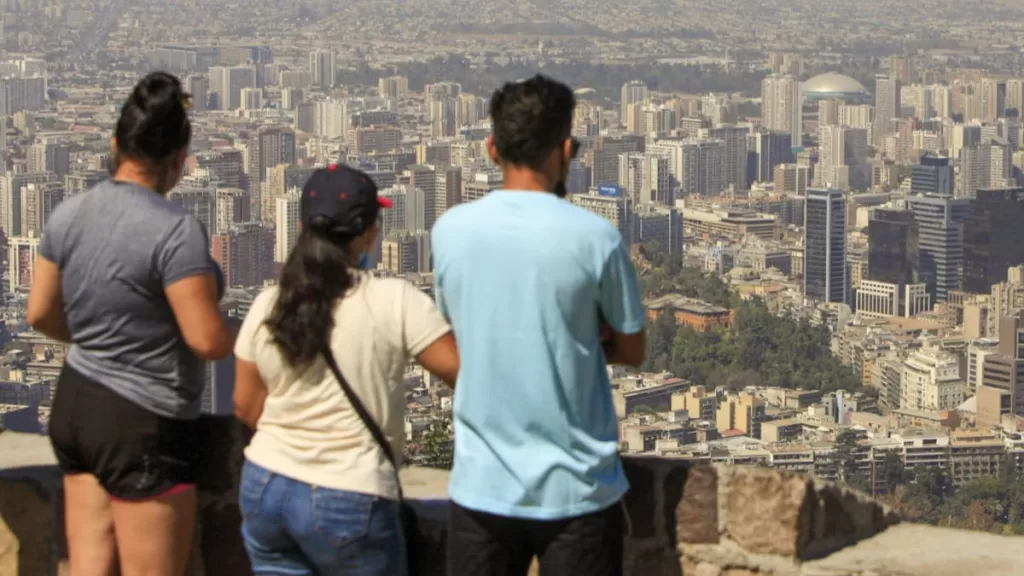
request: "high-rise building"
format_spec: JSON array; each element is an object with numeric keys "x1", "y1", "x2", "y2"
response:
[
  {"x1": 963, "y1": 187, "x2": 1024, "y2": 294},
  {"x1": 619, "y1": 153, "x2": 671, "y2": 205},
  {"x1": 773, "y1": 163, "x2": 810, "y2": 197},
  {"x1": 186, "y1": 74, "x2": 209, "y2": 112},
  {"x1": 960, "y1": 142, "x2": 1012, "y2": 198},
  {"x1": 768, "y1": 52, "x2": 804, "y2": 77},
  {"x1": 380, "y1": 229, "x2": 431, "y2": 274},
  {"x1": 907, "y1": 195, "x2": 971, "y2": 303},
  {"x1": 20, "y1": 181, "x2": 63, "y2": 237},
  {"x1": 274, "y1": 187, "x2": 301, "y2": 263},
  {"x1": 192, "y1": 149, "x2": 244, "y2": 189},
  {"x1": 887, "y1": 56, "x2": 915, "y2": 85},
  {"x1": 240, "y1": 87, "x2": 263, "y2": 110},
  {"x1": 378, "y1": 75, "x2": 409, "y2": 100},
  {"x1": 859, "y1": 209, "x2": 929, "y2": 317},
  {"x1": 403, "y1": 165, "x2": 458, "y2": 230},
  {"x1": 803, "y1": 188, "x2": 847, "y2": 303},
  {"x1": 308, "y1": 49, "x2": 337, "y2": 89},
  {"x1": 214, "y1": 188, "x2": 249, "y2": 235},
  {"x1": 210, "y1": 222, "x2": 275, "y2": 288},
  {"x1": 708, "y1": 125, "x2": 749, "y2": 193},
  {"x1": 620, "y1": 81, "x2": 649, "y2": 124},
  {"x1": 815, "y1": 126, "x2": 869, "y2": 190},
  {"x1": 7, "y1": 233, "x2": 40, "y2": 291},
  {"x1": 27, "y1": 142, "x2": 70, "y2": 176},
  {"x1": 572, "y1": 189, "x2": 631, "y2": 240},
  {"x1": 868, "y1": 209, "x2": 918, "y2": 285},
  {"x1": 761, "y1": 75, "x2": 803, "y2": 143},
  {"x1": 379, "y1": 184, "x2": 427, "y2": 233},
  {"x1": 209, "y1": 65, "x2": 257, "y2": 110},
  {"x1": 247, "y1": 126, "x2": 297, "y2": 222},
  {"x1": 747, "y1": 131, "x2": 793, "y2": 184},
  {"x1": 872, "y1": 74, "x2": 902, "y2": 146},
  {"x1": 981, "y1": 78, "x2": 1007, "y2": 122},
  {"x1": 1007, "y1": 79, "x2": 1024, "y2": 117},
  {"x1": 169, "y1": 186, "x2": 215, "y2": 234},
  {"x1": 1, "y1": 172, "x2": 59, "y2": 237},
  {"x1": 911, "y1": 154, "x2": 954, "y2": 197},
  {"x1": 632, "y1": 203, "x2": 683, "y2": 255}
]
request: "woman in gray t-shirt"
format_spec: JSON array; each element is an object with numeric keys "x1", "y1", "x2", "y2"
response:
[{"x1": 27, "y1": 72, "x2": 234, "y2": 576}]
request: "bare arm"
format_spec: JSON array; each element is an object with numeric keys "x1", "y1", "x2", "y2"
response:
[
  {"x1": 27, "y1": 256, "x2": 71, "y2": 342},
  {"x1": 603, "y1": 327, "x2": 646, "y2": 367},
  {"x1": 416, "y1": 331, "x2": 459, "y2": 389},
  {"x1": 598, "y1": 241, "x2": 647, "y2": 368},
  {"x1": 165, "y1": 274, "x2": 234, "y2": 360},
  {"x1": 233, "y1": 358, "x2": 267, "y2": 429}
]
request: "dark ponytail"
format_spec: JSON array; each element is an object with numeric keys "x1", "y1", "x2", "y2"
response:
[
  {"x1": 115, "y1": 71, "x2": 192, "y2": 188},
  {"x1": 265, "y1": 225, "x2": 357, "y2": 368}
]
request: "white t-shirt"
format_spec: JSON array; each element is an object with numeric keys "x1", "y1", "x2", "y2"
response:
[{"x1": 234, "y1": 272, "x2": 451, "y2": 500}]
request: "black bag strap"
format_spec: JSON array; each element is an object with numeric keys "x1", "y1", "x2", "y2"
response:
[{"x1": 321, "y1": 347, "x2": 404, "y2": 499}]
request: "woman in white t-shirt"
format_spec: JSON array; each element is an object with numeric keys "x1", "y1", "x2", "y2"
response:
[{"x1": 232, "y1": 164, "x2": 459, "y2": 576}]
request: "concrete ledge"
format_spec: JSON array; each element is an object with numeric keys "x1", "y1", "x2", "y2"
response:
[
  {"x1": 802, "y1": 524, "x2": 1024, "y2": 576},
  {"x1": 2, "y1": 426, "x2": 1023, "y2": 575}
]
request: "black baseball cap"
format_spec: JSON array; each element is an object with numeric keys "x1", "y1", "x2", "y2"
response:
[{"x1": 301, "y1": 163, "x2": 392, "y2": 236}]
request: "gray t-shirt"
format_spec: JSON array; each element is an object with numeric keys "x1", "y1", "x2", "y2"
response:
[{"x1": 40, "y1": 180, "x2": 224, "y2": 419}]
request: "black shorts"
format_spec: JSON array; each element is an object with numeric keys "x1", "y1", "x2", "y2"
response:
[
  {"x1": 447, "y1": 501, "x2": 625, "y2": 576},
  {"x1": 49, "y1": 363, "x2": 205, "y2": 500}
]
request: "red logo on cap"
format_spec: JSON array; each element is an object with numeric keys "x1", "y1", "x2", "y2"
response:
[
  {"x1": 328, "y1": 164, "x2": 338, "y2": 171},
  {"x1": 309, "y1": 190, "x2": 317, "y2": 197},
  {"x1": 340, "y1": 193, "x2": 347, "y2": 199}
]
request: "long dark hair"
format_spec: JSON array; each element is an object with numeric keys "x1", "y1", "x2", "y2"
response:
[
  {"x1": 114, "y1": 71, "x2": 192, "y2": 191},
  {"x1": 265, "y1": 225, "x2": 357, "y2": 367}
]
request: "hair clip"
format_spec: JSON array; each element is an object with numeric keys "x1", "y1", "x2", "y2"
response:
[{"x1": 181, "y1": 93, "x2": 193, "y2": 111}]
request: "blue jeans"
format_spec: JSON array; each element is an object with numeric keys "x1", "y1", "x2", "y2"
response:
[{"x1": 239, "y1": 460, "x2": 408, "y2": 576}]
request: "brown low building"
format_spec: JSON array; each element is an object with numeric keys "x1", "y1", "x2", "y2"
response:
[{"x1": 645, "y1": 294, "x2": 734, "y2": 331}]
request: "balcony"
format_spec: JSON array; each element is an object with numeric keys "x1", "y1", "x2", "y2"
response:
[{"x1": 2, "y1": 417, "x2": 1024, "y2": 576}]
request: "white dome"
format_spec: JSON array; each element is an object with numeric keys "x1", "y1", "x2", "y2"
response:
[{"x1": 802, "y1": 73, "x2": 867, "y2": 95}]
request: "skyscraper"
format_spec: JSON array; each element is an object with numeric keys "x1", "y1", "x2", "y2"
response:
[
  {"x1": 747, "y1": 131, "x2": 793, "y2": 184},
  {"x1": 859, "y1": 209, "x2": 930, "y2": 317},
  {"x1": 804, "y1": 188, "x2": 847, "y2": 303},
  {"x1": 308, "y1": 49, "x2": 337, "y2": 89},
  {"x1": 762, "y1": 75, "x2": 803, "y2": 143},
  {"x1": 910, "y1": 154, "x2": 954, "y2": 197},
  {"x1": 815, "y1": 126, "x2": 869, "y2": 190},
  {"x1": 868, "y1": 209, "x2": 919, "y2": 285},
  {"x1": 247, "y1": 126, "x2": 297, "y2": 222},
  {"x1": 708, "y1": 125, "x2": 749, "y2": 193},
  {"x1": 907, "y1": 195, "x2": 971, "y2": 303},
  {"x1": 274, "y1": 188, "x2": 301, "y2": 263},
  {"x1": 963, "y1": 187, "x2": 1024, "y2": 294},
  {"x1": 620, "y1": 80, "x2": 648, "y2": 124},
  {"x1": 872, "y1": 74, "x2": 902, "y2": 146}
]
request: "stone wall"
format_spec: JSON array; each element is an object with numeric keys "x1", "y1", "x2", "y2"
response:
[{"x1": 3, "y1": 422, "x2": 1024, "y2": 575}]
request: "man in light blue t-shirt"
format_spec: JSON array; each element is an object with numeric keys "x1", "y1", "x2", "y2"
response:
[{"x1": 431, "y1": 74, "x2": 647, "y2": 576}]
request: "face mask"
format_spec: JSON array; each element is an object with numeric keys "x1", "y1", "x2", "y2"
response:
[{"x1": 358, "y1": 253, "x2": 371, "y2": 270}]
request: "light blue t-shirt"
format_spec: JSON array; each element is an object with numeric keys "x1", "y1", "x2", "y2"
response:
[{"x1": 431, "y1": 190, "x2": 646, "y2": 520}]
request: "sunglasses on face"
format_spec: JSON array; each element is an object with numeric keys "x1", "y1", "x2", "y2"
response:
[{"x1": 569, "y1": 137, "x2": 581, "y2": 160}]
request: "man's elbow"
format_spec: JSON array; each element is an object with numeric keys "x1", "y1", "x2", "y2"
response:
[
  {"x1": 618, "y1": 346, "x2": 646, "y2": 367},
  {"x1": 610, "y1": 331, "x2": 646, "y2": 367}
]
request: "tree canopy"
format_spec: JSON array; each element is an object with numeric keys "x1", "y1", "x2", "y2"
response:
[{"x1": 639, "y1": 246, "x2": 861, "y2": 393}]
